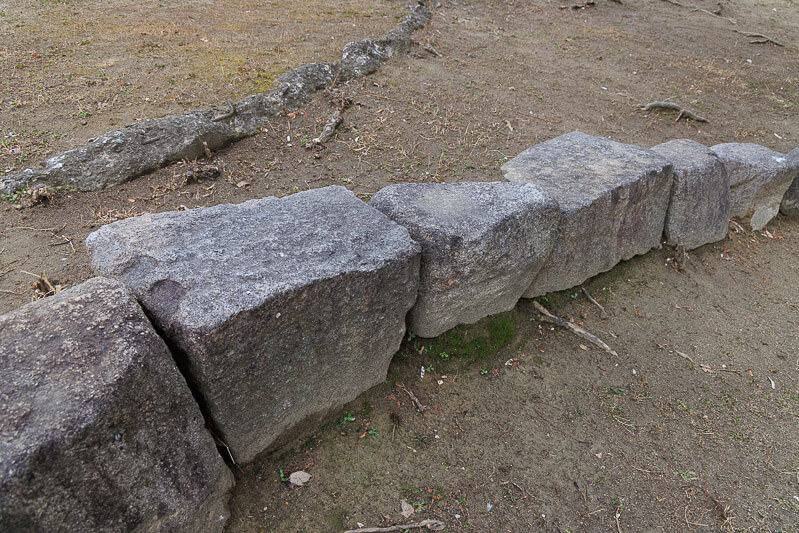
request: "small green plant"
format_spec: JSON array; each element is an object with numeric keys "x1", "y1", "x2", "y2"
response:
[
  {"x1": 339, "y1": 413, "x2": 355, "y2": 426},
  {"x1": 2, "y1": 190, "x2": 24, "y2": 203},
  {"x1": 367, "y1": 427, "x2": 379, "y2": 438},
  {"x1": 279, "y1": 468, "x2": 289, "y2": 482},
  {"x1": 675, "y1": 470, "x2": 697, "y2": 482},
  {"x1": 77, "y1": 110, "x2": 92, "y2": 118},
  {"x1": 439, "y1": 351, "x2": 449, "y2": 360},
  {"x1": 480, "y1": 367, "x2": 488, "y2": 375},
  {"x1": 605, "y1": 386, "x2": 625, "y2": 397},
  {"x1": 300, "y1": 134, "x2": 311, "y2": 147}
]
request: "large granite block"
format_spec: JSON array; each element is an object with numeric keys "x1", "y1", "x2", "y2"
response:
[
  {"x1": 0, "y1": 277, "x2": 233, "y2": 532},
  {"x1": 710, "y1": 143, "x2": 799, "y2": 230},
  {"x1": 780, "y1": 147, "x2": 799, "y2": 217},
  {"x1": 502, "y1": 131, "x2": 673, "y2": 297},
  {"x1": 87, "y1": 186, "x2": 420, "y2": 463},
  {"x1": 370, "y1": 182, "x2": 559, "y2": 338},
  {"x1": 651, "y1": 139, "x2": 730, "y2": 249}
]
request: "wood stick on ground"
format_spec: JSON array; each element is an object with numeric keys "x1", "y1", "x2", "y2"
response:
[
  {"x1": 674, "y1": 350, "x2": 696, "y2": 365},
  {"x1": 659, "y1": 0, "x2": 736, "y2": 23},
  {"x1": 312, "y1": 109, "x2": 342, "y2": 146},
  {"x1": 397, "y1": 383, "x2": 427, "y2": 412},
  {"x1": 344, "y1": 519, "x2": 445, "y2": 532},
  {"x1": 642, "y1": 101, "x2": 708, "y2": 122},
  {"x1": 582, "y1": 287, "x2": 608, "y2": 318},
  {"x1": 534, "y1": 301, "x2": 618, "y2": 356},
  {"x1": 733, "y1": 29, "x2": 788, "y2": 47}
]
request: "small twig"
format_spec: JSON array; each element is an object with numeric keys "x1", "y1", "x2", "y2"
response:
[
  {"x1": 0, "y1": 287, "x2": 29, "y2": 296},
  {"x1": 734, "y1": 30, "x2": 786, "y2": 47},
  {"x1": 330, "y1": 67, "x2": 341, "y2": 90},
  {"x1": 211, "y1": 99, "x2": 236, "y2": 122},
  {"x1": 397, "y1": 383, "x2": 427, "y2": 412},
  {"x1": 642, "y1": 101, "x2": 708, "y2": 122},
  {"x1": 312, "y1": 109, "x2": 343, "y2": 146},
  {"x1": 582, "y1": 287, "x2": 608, "y2": 318},
  {"x1": 344, "y1": 519, "x2": 445, "y2": 532},
  {"x1": 659, "y1": 0, "x2": 736, "y2": 23},
  {"x1": 675, "y1": 350, "x2": 697, "y2": 365},
  {"x1": 424, "y1": 44, "x2": 442, "y2": 57},
  {"x1": 534, "y1": 301, "x2": 618, "y2": 356}
]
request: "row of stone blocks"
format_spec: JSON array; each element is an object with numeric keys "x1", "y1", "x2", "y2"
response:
[{"x1": 2, "y1": 133, "x2": 798, "y2": 530}]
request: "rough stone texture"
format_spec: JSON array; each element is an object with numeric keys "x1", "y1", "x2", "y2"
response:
[
  {"x1": 0, "y1": 3, "x2": 431, "y2": 195},
  {"x1": 780, "y1": 147, "x2": 799, "y2": 217},
  {"x1": 502, "y1": 131, "x2": 673, "y2": 297},
  {"x1": 710, "y1": 143, "x2": 799, "y2": 230},
  {"x1": 651, "y1": 139, "x2": 730, "y2": 249},
  {"x1": 0, "y1": 277, "x2": 234, "y2": 533},
  {"x1": 370, "y1": 182, "x2": 559, "y2": 338},
  {"x1": 87, "y1": 186, "x2": 421, "y2": 464}
]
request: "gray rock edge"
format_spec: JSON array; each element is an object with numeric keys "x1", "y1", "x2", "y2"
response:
[{"x1": 0, "y1": 2, "x2": 431, "y2": 195}]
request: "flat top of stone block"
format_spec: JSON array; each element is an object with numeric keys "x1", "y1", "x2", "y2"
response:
[
  {"x1": 501, "y1": 131, "x2": 672, "y2": 213},
  {"x1": 651, "y1": 139, "x2": 717, "y2": 171},
  {"x1": 0, "y1": 277, "x2": 155, "y2": 468},
  {"x1": 87, "y1": 186, "x2": 419, "y2": 333},
  {"x1": 710, "y1": 143, "x2": 797, "y2": 184},
  {"x1": 369, "y1": 181, "x2": 556, "y2": 238}
]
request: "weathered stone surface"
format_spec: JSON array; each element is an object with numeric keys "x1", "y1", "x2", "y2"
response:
[
  {"x1": 87, "y1": 186, "x2": 420, "y2": 463},
  {"x1": 370, "y1": 182, "x2": 559, "y2": 338},
  {"x1": 710, "y1": 143, "x2": 799, "y2": 230},
  {"x1": 780, "y1": 147, "x2": 799, "y2": 217},
  {"x1": 651, "y1": 139, "x2": 730, "y2": 249},
  {"x1": 502, "y1": 131, "x2": 673, "y2": 297},
  {"x1": 0, "y1": 277, "x2": 233, "y2": 532}
]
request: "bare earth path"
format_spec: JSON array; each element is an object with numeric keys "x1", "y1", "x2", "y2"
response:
[{"x1": 1, "y1": 1, "x2": 797, "y2": 531}]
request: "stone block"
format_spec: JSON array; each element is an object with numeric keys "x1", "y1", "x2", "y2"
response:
[
  {"x1": 780, "y1": 147, "x2": 799, "y2": 217},
  {"x1": 651, "y1": 139, "x2": 730, "y2": 249},
  {"x1": 370, "y1": 182, "x2": 559, "y2": 338},
  {"x1": 710, "y1": 143, "x2": 799, "y2": 230},
  {"x1": 502, "y1": 131, "x2": 673, "y2": 297},
  {"x1": 87, "y1": 186, "x2": 420, "y2": 463},
  {"x1": 0, "y1": 277, "x2": 233, "y2": 532}
]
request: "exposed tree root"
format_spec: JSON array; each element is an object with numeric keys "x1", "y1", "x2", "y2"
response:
[
  {"x1": 1, "y1": 2, "x2": 432, "y2": 195},
  {"x1": 642, "y1": 101, "x2": 708, "y2": 123}
]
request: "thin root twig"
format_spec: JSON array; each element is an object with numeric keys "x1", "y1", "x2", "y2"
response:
[
  {"x1": 211, "y1": 99, "x2": 236, "y2": 122},
  {"x1": 734, "y1": 30, "x2": 787, "y2": 47},
  {"x1": 534, "y1": 301, "x2": 618, "y2": 356},
  {"x1": 675, "y1": 350, "x2": 697, "y2": 365},
  {"x1": 582, "y1": 287, "x2": 608, "y2": 318},
  {"x1": 344, "y1": 519, "x2": 445, "y2": 532},
  {"x1": 642, "y1": 101, "x2": 708, "y2": 122},
  {"x1": 397, "y1": 383, "x2": 427, "y2": 412}
]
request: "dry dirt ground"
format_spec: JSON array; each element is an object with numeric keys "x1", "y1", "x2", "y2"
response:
[{"x1": 1, "y1": 0, "x2": 798, "y2": 531}]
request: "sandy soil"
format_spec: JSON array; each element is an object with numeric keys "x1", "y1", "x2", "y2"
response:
[{"x1": 1, "y1": 0, "x2": 798, "y2": 531}]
